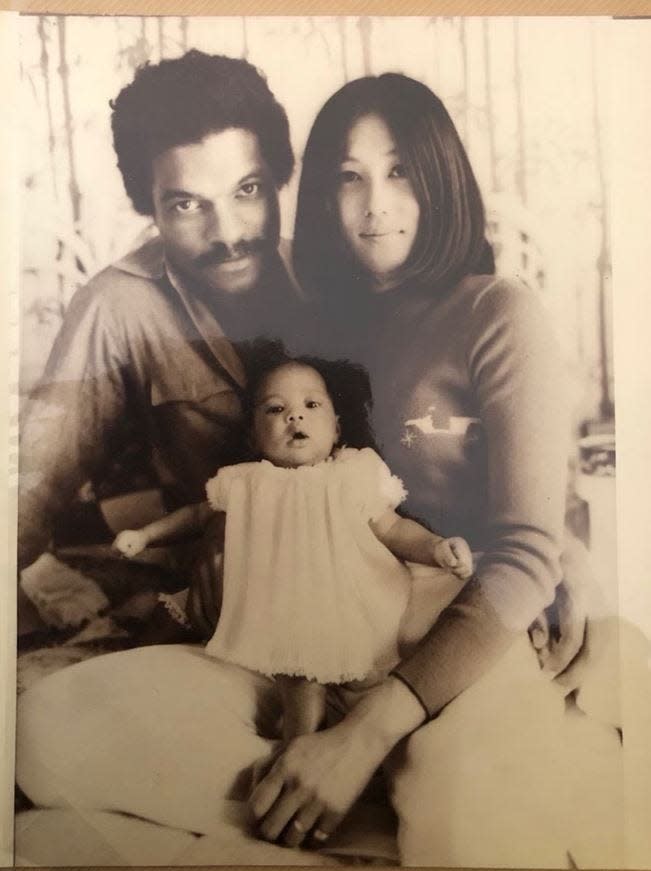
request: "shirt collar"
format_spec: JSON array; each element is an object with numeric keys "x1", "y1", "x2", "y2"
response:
[
  {"x1": 113, "y1": 232, "x2": 302, "y2": 390},
  {"x1": 113, "y1": 231, "x2": 166, "y2": 280}
]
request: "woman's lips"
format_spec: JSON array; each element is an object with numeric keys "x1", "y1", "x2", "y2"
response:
[{"x1": 359, "y1": 230, "x2": 404, "y2": 239}]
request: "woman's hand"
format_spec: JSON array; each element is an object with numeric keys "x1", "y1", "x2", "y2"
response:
[
  {"x1": 113, "y1": 529, "x2": 149, "y2": 558},
  {"x1": 249, "y1": 676, "x2": 426, "y2": 848},
  {"x1": 433, "y1": 536, "x2": 473, "y2": 581}
]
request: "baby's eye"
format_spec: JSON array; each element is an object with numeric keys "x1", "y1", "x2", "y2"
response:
[
  {"x1": 338, "y1": 169, "x2": 361, "y2": 184},
  {"x1": 305, "y1": 400, "x2": 321, "y2": 409},
  {"x1": 389, "y1": 164, "x2": 407, "y2": 179},
  {"x1": 265, "y1": 404, "x2": 284, "y2": 415}
]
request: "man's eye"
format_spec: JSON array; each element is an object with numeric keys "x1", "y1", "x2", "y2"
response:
[
  {"x1": 173, "y1": 199, "x2": 200, "y2": 213},
  {"x1": 339, "y1": 170, "x2": 360, "y2": 184},
  {"x1": 389, "y1": 164, "x2": 407, "y2": 179},
  {"x1": 238, "y1": 182, "x2": 261, "y2": 197}
]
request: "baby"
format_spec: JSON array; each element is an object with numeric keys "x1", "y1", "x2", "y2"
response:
[{"x1": 115, "y1": 351, "x2": 473, "y2": 740}]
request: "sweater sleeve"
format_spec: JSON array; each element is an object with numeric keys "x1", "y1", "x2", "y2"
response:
[
  {"x1": 18, "y1": 277, "x2": 131, "y2": 571},
  {"x1": 393, "y1": 279, "x2": 571, "y2": 717}
]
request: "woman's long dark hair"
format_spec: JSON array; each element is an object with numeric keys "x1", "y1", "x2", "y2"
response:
[{"x1": 293, "y1": 73, "x2": 494, "y2": 304}]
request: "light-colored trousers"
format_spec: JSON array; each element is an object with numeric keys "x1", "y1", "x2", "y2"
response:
[
  {"x1": 16, "y1": 565, "x2": 627, "y2": 868},
  {"x1": 16, "y1": 636, "x2": 616, "y2": 868}
]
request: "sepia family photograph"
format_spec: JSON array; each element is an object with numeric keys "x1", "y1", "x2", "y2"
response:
[{"x1": 6, "y1": 11, "x2": 651, "y2": 868}]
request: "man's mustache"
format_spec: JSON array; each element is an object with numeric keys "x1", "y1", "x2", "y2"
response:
[{"x1": 194, "y1": 236, "x2": 268, "y2": 269}]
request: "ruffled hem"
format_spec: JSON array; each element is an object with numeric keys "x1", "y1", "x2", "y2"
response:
[{"x1": 203, "y1": 643, "x2": 375, "y2": 684}]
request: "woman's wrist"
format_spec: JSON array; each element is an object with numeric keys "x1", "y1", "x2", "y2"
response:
[{"x1": 341, "y1": 675, "x2": 427, "y2": 754}]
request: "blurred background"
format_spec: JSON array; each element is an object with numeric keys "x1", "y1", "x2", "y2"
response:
[{"x1": 18, "y1": 15, "x2": 616, "y2": 607}]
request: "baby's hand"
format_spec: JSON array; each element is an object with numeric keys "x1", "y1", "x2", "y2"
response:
[
  {"x1": 113, "y1": 529, "x2": 148, "y2": 558},
  {"x1": 433, "y1": 536, "x2": 473, "y2": 581}
]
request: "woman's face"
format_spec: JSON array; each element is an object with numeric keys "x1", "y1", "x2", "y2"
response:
[{"x1": 336, "y1": 113, "x2": 420, "y2": 291}]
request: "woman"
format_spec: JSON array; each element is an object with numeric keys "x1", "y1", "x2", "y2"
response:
[
  {"x1": 250, "y1": 73, "x2": 585, "y2": 864},
  {"x1": 17, "y1": 74, "x2": 588, "y2": 868}
]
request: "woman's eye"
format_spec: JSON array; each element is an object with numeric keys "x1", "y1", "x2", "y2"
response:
[
  {"x1": 238, "y1": 182, "x2": 261, "y2": 197},
  {"x1": 389, "y1": 164, "x2": 407, "y2": 179},
  {"x1": 339, "y1": 170, "x2": 360, "y2": 184}
]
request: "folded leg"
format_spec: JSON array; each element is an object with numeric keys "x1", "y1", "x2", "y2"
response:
[
  {"x1": 17, "y1": 644, "x2": 280, "y2": 835},
  {"x1": 388, "y1": 637, "x2": 573, "y2": 868}
]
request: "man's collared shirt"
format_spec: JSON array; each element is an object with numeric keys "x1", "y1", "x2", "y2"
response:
[{"x1": 19, "y1": 234, "x2": 307, "y2": 570}]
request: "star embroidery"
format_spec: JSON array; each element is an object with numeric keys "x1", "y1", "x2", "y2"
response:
[{"x1": 401, "y1": 429, "x2": 416, "y2": 448}]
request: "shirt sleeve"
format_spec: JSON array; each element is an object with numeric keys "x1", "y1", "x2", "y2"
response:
[
  {"x1": 393, "y1": 280, "x2": 571, "y2": 717},
  {"x1": 358, "y1": 448, "x2": 408, "y2": 521},
  {"x1": 18, "y1": 278, "x2": 131, "y2": 571}
]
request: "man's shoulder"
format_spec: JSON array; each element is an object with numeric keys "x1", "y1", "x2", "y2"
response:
[
  {"x1": 78, "y1": 235, "x2": 166, "y2": 307},
  {"x1": 111, "y1": 233, "x2": 166, "y2": 281}
]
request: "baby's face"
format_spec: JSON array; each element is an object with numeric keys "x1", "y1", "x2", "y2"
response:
[{"x1": 252, "y1": 363, "x2": 340, "y2": 468}]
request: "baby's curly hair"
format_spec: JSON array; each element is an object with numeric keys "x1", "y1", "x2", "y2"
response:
[
  {"x1": 236, "y1": 339, "x2": 380, "y2": 456},
  {"x1": 110, "y1": 50, "x2": 294, "y2": 216}
]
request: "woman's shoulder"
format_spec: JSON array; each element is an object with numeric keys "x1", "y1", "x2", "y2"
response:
[
  {"x1": 453, "y1": 273, "x2": 552, "y2": 343},
  {"x1": 457, "y1": 273, "x2": 544, "y2": 318}
]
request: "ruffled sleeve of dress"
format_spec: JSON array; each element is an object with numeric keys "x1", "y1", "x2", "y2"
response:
[
  {"x1": 205, "y1": 463, "x2": 252, "y2": 512},
  {"x1": 347, "y1": 447, "x2": 408, "y2": 521}
]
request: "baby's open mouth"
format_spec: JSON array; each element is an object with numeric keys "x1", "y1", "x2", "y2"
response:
[{"x1": 291, "y1": 431, "x2": 308, "y2": 440}]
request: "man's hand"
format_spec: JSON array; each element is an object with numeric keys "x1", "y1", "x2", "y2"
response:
[
  {"x1": 113, "y1": 529, "x2": 149, "y2": 558},
  {"x1": 249, "y1": 677, "x2": 425, "y2": 848},
  {"x1": 433, "y1": 536, "x2": 473, "y2": 580}
]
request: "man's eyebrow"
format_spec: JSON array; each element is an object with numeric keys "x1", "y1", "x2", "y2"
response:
[
  {"x1": 160, "y1": 188, "x2": 197, "y2": 203},
  {"x1": 160, "y1": 170, "x2": 265, "y2": 204}
]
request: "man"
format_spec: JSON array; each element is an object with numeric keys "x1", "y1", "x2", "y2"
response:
[{"x1": 18, "y1": 51, "x2": 306, "y2": 624}]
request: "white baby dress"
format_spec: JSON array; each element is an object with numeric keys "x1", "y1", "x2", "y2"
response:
[{"x1": 204, "y1": 447, "x2": 412, "y2": 683}]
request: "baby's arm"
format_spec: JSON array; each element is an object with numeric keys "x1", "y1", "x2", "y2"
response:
[
  {"x1": 370, "y1": 510, "x2": 473, "y2": 581},
  {"x1": 113, "y1": 501, "x2": 213, "y2": 557}
]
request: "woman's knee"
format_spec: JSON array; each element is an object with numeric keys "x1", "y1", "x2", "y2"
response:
[{"x1": 388, "y1": 640, "x2": 572, "y2": 866}]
